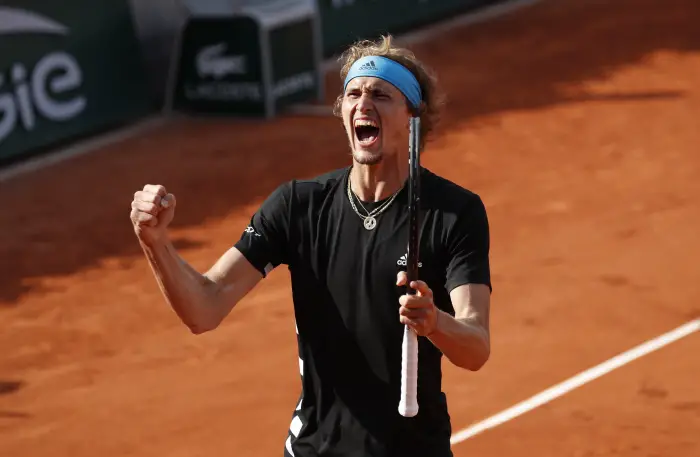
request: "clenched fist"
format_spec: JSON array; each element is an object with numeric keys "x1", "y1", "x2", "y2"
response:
[{"x1": 130, "y1": 184, "x2": 176, "y2": 244}]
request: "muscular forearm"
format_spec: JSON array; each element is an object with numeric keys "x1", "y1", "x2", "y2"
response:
[
  {"x1": 140, "y1": 238, "x2": 222, "y2": 333},
  {"x1": 428, "y1": 310, "x2": 490, "y2": 371}
]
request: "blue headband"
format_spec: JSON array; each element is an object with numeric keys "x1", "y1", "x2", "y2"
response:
[{"x1": 343, "y1": 56, "x2": 423, "y2": 108}]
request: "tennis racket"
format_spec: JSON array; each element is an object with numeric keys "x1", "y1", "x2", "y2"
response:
[{"x1": 399, "y1": 116, "x2": 421, "y2": 418}]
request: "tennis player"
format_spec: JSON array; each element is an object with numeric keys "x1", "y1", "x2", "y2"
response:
[{"x1": 130, "y1": 35, "x2": 491, "y2": 457}]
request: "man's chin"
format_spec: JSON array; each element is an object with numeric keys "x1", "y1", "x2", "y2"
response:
[{"x1": 352, "y1": 149, "x2": 383, "y2": 165}]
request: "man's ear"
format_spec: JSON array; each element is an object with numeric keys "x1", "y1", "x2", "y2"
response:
[{"x1": 332, "y1": 95, "x2": 344, "y2": 118}]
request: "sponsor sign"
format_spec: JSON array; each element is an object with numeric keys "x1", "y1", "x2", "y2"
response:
[
  {"x1": 0, "y1": 1, "x2": 152, "y2": 164},
  {"x1": 168, "y1": 0, "x2": 322, "y2": 118}
]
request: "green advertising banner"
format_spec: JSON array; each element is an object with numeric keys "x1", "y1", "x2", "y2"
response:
[
  {"x1": 0, "y1": 1, "x2": 153, "y2": 164},
  {"x1": 318, "y1": 0, "x2": 504, "y2": 57}
]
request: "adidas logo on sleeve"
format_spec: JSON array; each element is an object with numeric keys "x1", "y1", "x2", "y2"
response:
[{"x1": 244, "y1": 225, "x2": 262, "y2": 237}]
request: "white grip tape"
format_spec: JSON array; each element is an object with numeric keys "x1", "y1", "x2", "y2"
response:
[{"x1": 398, "y1": 325, "x2": 419, "y2": 417}]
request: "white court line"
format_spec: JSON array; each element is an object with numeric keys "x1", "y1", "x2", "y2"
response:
[{"x1": 450, "y1": 318, "x2": 700, "y2": 445}]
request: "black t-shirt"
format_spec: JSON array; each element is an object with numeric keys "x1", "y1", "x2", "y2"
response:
[{"x1": 235, "y1": 166, "x2": 491, "y2": 457}]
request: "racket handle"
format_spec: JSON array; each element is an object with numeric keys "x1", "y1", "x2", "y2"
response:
[{"x1": 399, "y1": 325, "x2": 419, "y2": 417}]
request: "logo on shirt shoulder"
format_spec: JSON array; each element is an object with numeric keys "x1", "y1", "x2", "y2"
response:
[
  {"x1": 396, "y1": 253, "x2": 422, "y2": 268},
  {"x1": 244, "y1": 225, "x2": 261, "y2": 237}
]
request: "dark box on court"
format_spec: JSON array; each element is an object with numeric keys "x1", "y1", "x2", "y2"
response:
[{"x1": 166, "y1": 0, "x2": 323, "y2": 119}]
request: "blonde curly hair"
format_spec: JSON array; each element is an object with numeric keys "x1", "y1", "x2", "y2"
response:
[{"x1": 332, "y1": 35, "x2": 445, "y2": 149}]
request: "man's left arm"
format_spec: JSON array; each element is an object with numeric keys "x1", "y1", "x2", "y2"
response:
[
  {"x1": 397, "y1": 278, "x2": 490, "y2": 371},
  {"x1": 430, "y1": 283, "x2": 490, "y2": 370},
  {"x1": 397, "y1": 192, "x2": 492, "y2": 371}
]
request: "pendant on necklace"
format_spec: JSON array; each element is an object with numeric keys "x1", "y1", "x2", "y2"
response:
[{"x1": 364, "y1": 216, "x2": 377, "y2": 230}]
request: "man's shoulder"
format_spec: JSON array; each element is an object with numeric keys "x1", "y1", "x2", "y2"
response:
[
  {"x1": 286, "y1": 167, "x2": 349, "y2": 198},
  {"x1": 422, "y1": 167, "x2": 484, "y2": 209},
  {"x1": 266, "y1": 167, "x2": 348, "y2": 211},
  {"x1": 295, "y1": 167, "x2": 349, "y2": 187}
]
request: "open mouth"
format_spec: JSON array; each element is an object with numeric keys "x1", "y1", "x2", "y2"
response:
[{"x1": 354, "y1": 119, "x2": 380, "y2": 146}]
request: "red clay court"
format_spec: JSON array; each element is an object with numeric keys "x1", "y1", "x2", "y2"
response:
[{"x1": 1, "y1": 0, "x2": 699, "y2": 455}]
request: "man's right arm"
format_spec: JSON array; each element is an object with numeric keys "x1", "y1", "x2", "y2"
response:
[
  {"x1": 140, "y1": 240, "x2": 262, "y2": 334},
  {"x1": 131, "y1": 182, "x2": 290, "y2": 335}
]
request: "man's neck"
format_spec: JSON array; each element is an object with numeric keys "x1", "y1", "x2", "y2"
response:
[{"x1": 350, "y1": 158, "x2": 408, "y2": 202}]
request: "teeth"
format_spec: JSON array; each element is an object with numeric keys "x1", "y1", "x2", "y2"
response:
[{"x1": 355, "y1": 119, "x2": 378, "y2": 128}]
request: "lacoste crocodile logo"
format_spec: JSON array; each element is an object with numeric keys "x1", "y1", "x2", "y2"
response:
[{"x1": 196, "y1": 43, "x2": 247, "y2": 79}]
